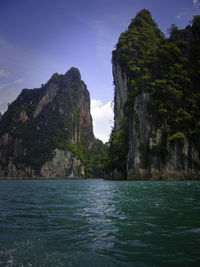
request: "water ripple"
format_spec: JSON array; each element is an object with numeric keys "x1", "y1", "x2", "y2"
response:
[{"x1": 0, "y1": 179, "x2": 200, "y2": 266}]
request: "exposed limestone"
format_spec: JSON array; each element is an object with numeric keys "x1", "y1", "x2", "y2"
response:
[
  {"x1": 0, "y1": 132, "x2": 12, "y2": 147},
  {"x1": 33, "y1": 85, "x2": 58, "y2": 117},
  {"x1": 113, "y1": 61, "x2": 127, "y2": 130},
  {"x1": 0, "y1": 148, "x2": 84, "y2": 179},
  {"x1": 41, "y1": 149, "x2": 85, "y2": 178},
  {"x1": 19, "y1": 110, "x2": 28, "y2": 122}
]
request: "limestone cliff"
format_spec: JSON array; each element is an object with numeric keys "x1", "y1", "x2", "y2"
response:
[
  {"x1": 109, "y1": 10, "x2": 200, "y2": 179},
  {"x1": 0, "y1": 67, "x2": 101, "y2": 178}
]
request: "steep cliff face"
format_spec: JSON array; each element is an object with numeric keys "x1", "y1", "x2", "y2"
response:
[
  {"x1": 113, "y1": 62, "x2": 128, "y2": 130},
  {"x1": 110, "y1": 10, "x2": 200, "y2": 179},
  {"x1": 126, "y1": 92, "x2": 199, "y2": 179},
  {"x1": 0, "y1": 67, "x2": 96, "y2": 178}
]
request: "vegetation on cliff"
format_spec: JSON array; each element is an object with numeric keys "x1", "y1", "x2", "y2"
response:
[
  {"x1": 108, "y1": 9, "x2": 200, "y2": 177},
  {"x1": 0, "y1": 67, "x2": 107, "y2": 178}
]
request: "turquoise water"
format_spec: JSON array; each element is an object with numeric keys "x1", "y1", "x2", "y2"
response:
[{"x1": 0, "y1": 180, "x2": 200, "y2": 266}]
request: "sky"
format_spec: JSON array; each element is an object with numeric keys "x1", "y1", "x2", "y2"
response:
[{"x1": 0, "y1": 0, "x2": 199, "y2": 142}]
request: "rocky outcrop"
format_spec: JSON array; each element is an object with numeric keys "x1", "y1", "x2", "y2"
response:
[
  {"x1": 0, "y1": 67, "x2": 94, "y2": 178},
  {"x1": 41, "y1": 149, "x2": 84, "y2": 178},
  {"x1": 111, "y1": 10, "x2": 200, "y2": 179}
]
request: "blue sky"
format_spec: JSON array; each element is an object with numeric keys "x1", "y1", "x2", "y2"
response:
[{"x1": 0, "y1": 0, "x2": 199, "y2": 142}]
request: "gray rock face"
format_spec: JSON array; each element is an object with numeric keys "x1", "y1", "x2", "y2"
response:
[
  {"x1": 33, "y1": 84, "x2": 58, "y2": 118},
  {"x1": 0, "y1": 132, "x2": 84, "y2": 178},
  {"x1": 0, "y1": 68, "x2": 93, "y2": 179},
  {"x1": 41, "y1": 149, "x2": 85, "y2": 178},
  {"x1": 113, "y1": 61, "x2": 128, "y2": 130},
  {"x1": 126, "y1": 91, "x2": 152, "y2": 179},
  {"x1": 113, "y1": 60, "x2": 200, "y2": 179}
]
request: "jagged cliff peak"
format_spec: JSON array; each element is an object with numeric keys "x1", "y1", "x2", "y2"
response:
[
  {"x1": 44, "y1": 68, "x2": 82, "y2": 89},
  {"x1": 129, "y1": 9, "x2": 157, "y2": 28},
  {"x1": 65, "y1": 67, "x2": 81, "y2": 81}
]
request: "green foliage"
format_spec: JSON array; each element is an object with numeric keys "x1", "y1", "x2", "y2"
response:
[
  {"x1": 168, "y1": 24, "x2": 179, "y2": 36},
  {"x1": 113, "y1": 9, "x2": 163, "y2": 74},
  {"x1": 132, "y1": 13, "x2": 200, "y2": 149},
  {"x1": 56, "y1": 137, "x2": 108, "y2": 178},
  {"x1": 168, "y1": 132, "x2": 186, "y2": 142},
  {"x1": 139, "y1": 142, "x2": 150, "y2": 168},
  {"x1": 109, "y1": 11, "x2": 200, "y2": 175},
  {"x1": 113, "y1": 9, "x2": 164, "y2": 117},
  {"x1": 150, "y1": 144, "x2": 168, "y2": 159},
  {"x1": 192, "y1": 15, "x2": 200, "y2": 38},
  {"x1": 147, "y1": 18, "x2": 199, "y2": 145},
  {"x1": 110, "y1": 10, "x2": 164, "y2": 175},
  {"x1": 81, "y1": 138, "x2": 108, "y2": 178},
  {"x1": 106, "y1": 117, "x2": 128, "y2": 176}
]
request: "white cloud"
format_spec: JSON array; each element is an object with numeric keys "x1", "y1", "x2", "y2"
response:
[
  {"x1": 0, "y1": 102, "x2": 8, "y2": 114},
  {"x1": 91, "y1": 99, "x2": 114, "y2": 143},
  {"x1": 0, "y1": 69, "x2": 9, "y2": 78},
  {"x1": 0, "y1": 86, "x2": 20, "y2": 114},
  {"x1": 0, "y1": 83, "x2": 8, "y2": 90},
  {"x1": 13, "y1": 78, "x2": 24, "y2": 84},
  {"x1": 175, "y1": 12, "x2": 186, "y2": 19},
  {"x1": 193, "y1": 0, "x2": 197, "y2": 6},
  {"x1": 0, "y1": 78, "x2": 23, "y2": 92},
  {"x1": 193, "y1": 0, "x2": 200, "y2": 8},
  {"x1": 0, "y1": 78, "x2": 23, "y2": 89}
]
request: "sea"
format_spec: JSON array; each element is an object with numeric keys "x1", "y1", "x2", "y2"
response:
[{"x1": 0, "y1": 179, "x2": 200, "y2": 267}]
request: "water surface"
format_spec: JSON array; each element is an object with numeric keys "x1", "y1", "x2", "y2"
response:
[{"x1": 0, "y1": 180, "x2": 200, "y2": 266}]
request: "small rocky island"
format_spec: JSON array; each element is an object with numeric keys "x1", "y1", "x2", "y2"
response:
[
  {"x1": 107, "y1": 10, "x2": 200, "y2": 179},
  {"x1": 0, "y1": 68, "x2": 106, "y2": 178}
]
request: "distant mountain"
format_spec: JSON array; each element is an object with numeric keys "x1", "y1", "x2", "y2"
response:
[
  {"x1": 107, "y1": 10, "x2": 200, "y2": 179},
  {"x1": 0, "y1": 67, "x2": 107, "y2": 178},
  {"x1": 0, "y1": 112, "x2": 2, "y2": 120}
]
